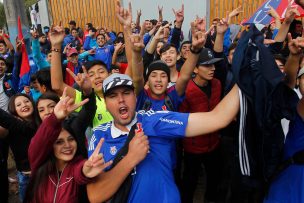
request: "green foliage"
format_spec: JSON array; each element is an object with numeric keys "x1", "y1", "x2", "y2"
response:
[
  {"x1": 25, "y1": 0, "x2": 38, "y2": 9},
  {"x1": 0, "y1": 2, "x2": 6, "y2": 28}
]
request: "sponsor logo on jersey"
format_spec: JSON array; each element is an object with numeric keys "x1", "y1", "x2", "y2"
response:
[{"x1": 159, "y1": 118, "x2": 184, "y2": 125}]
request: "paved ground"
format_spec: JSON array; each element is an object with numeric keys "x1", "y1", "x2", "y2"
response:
[{"x1": 8, "y1": 151, "x2": 20, "y2": 203}]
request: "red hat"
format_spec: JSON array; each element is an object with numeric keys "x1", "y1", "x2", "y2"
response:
[{"x1": 66, "y1": 47, "x2": 78, "y2": 57}]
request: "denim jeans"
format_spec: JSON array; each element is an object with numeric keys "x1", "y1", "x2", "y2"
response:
[{"x1": 17, "y1": 171, "x2": 30, "y2": 201}]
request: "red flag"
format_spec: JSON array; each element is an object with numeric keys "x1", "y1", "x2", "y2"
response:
[{"x1": 17, "y1": 16, "x2": 31, "y2": 78}]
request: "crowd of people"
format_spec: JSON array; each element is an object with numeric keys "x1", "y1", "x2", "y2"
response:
[{"x1": 1, "y1": 0, "x2": 304, "y2": 202}]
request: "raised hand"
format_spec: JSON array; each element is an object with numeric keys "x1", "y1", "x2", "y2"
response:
[
  {"x1": 49, "y1": 23, "x2": 65, "y2": 46},
  {"x1": 288, "y1": 33, "x2": 304, "y2": 55},
  {"x1": 158, "y1": 6, "x2": 163, "y2": 15},
  {"x1": 229, "y1": 6, "x2": 243, "y2": 19},
  {"x1": 126, "y1": 131, "x2": 149, "y2": 166},
  {"x1": 129, "y1": 23, "x2": 145, "y2": 53},
  {"x1": 216, "y1": 17, "x2": 229, "y2": 35},
  {"x1": 154, "y1": 25, "x2": 166, "y2": 40},
  {"x1": 191, "y1": 21, "x2": 207, "y2": 52},
  {"x1": 267, "y1": 6, "x2": 280, "y2": 19},
  {"x1": 15, "y1": 37, "x2": 23, "y2": 53},
  {"x1": 137, "y1": 9, "x2": 142, "y2": 17},
  {"x1": 66, "y1": 66, "x2": 92, "y2": 96},
  {"x1": 114, "y1": 42, "x2": 125, "y2": 53},
  {"x1": 285, "y1": 0, "x2": 300, "y2": 24},
  {"x1": 63, "y1": 43, "x2": 72, "y2": 54},
  {"x1": 83, "y1": 138, "x2": 113, "y2": 178},
  {"x1": 54, "y1": 87, "x2": 89, "y2": 120},
  {"x1": 195, "y1": 16, "x2": 206, "y2": 32},
  {"x1": 31, "y1": 29, "x2": 39, "y2": 39},
  {"x1": 116, "y1": 1, "x2": 132, "y2": 27},
  {"x1": 173, "y1": 4, "x2": 184, "y2": 26}
]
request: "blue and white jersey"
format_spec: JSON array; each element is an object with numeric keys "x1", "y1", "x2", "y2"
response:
[{"x1": 88, "y1": 110, "x2": 189, "y2": 203}]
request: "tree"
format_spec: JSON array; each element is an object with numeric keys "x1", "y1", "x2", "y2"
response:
[{"x1": 0, "y1": 3, "x2": 7, "y2": 28}]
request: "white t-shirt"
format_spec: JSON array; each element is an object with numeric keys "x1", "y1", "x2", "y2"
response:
[{"x1": 0, "y1": 75, "x2": 9, "y2": 111}]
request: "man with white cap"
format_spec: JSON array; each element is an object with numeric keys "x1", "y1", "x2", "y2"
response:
[{"x1": 87, "y1": 73, "x2": 240, "y2": 203}]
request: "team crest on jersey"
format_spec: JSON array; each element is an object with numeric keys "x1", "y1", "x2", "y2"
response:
[
  {"x1": 98, "y1": 114, "x2": 102, "y2": 120},
  {"x1": 110, "y1": 146, "x2": 117, "y2": 155},
  {"x1": 4, "y1": 82, "x2": 11, "y2": 90}
]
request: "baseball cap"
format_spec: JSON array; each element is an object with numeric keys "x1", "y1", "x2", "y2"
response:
[
  {"x1": 145, "y1": 60, "x2": 170, "y2": 81},
  {"x1": 298, "y1": 67, "x2": 304, "y2": 78},
  {"x1": 197, "y1": 48, "x2": 223, "y2": 65},
  {"x1": 66, "y1": 47, "x2": 78, "y2": 57},
  {"x1": 103, "y1": 73, "x2": 134, "y2": 95}
]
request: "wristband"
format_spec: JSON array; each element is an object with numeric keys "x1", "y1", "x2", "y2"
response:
[
  {"x1": 190, "y1": 46, "x2": 202, "y2": 54},
  {"x1": 51, "y1": 48, "x2": 61, "y2": 53}
]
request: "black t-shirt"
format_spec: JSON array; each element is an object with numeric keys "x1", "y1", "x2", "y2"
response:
[{"x1": 193, "y1": 80, "x2": 211, "y2": 98}]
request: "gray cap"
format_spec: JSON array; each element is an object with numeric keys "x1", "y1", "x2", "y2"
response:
[
  {"x1": 298, "y1": 68, "x2": 304, "y2": 78},
  {"x1": 103, "y1": 73, "x2": 134, "y2": 95}
]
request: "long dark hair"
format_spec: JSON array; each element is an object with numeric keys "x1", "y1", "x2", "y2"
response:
[
  {"x1": 36, "y1": 92, "x2": 60, "y2": 124},
  {"x1": 24, "y1": 121, "x2": 82, "y2": 202},
  {"x1": 8, "y1": 93, "x2": 39, "y2": 128},
  {"x1": 24, "y1": 156, "x2": 56, "y2": 202}
]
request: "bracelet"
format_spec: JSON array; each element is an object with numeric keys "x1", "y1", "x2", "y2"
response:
[
  {"x1": 190, "y1": 46, "x2": 202, "y2": 54},
  {"x1": 51, "y1": 48, "x2": 61, "y2": 53}
]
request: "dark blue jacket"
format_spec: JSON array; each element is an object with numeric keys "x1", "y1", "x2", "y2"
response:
[{"x1": 232, "y1": 25, "x2": 299, "y2": 184}]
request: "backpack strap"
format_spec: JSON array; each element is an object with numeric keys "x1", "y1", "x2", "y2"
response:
[
  {"x1": 142, "y1": 97, "x2": 152, "y2": 111},
  {"x1": 110, "y1": 124, "x2": 137, "y2": 168},
  {"x1": 164, "y1": 94, "x2": 174, "y2": 111},
  {"x1": 269, "y1": 149, "x2": 304, "y2": 183},
  {"x1": 109, "y1": 123, "x2": 137, "y2": 203}
]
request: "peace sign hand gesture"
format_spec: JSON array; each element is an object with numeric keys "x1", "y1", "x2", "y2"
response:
[
  {"x1": 54, "y1": 87, "x2": 89, "y2": 120},
  {"x1": 83, "y1": 138, "x2": 113, "y2": 178},
  {"x1": 66, "y1": 66, "x2": 92, "y2": 96}
]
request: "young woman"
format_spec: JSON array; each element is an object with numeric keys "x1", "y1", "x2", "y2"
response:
[
  {"x1": 24, "y1": 88, "x2": 112, "y2": 203},
  {"x1": 0, "y1": 93, "x2": 38, "y2": 201}
]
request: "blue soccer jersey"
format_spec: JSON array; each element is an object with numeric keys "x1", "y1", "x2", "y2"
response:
[
  {"x1": 88, "y1": 110, "x2": 189, "y2": 203},
  {"x1": 136, "y1": 86, "x2": 184, "y2": 112}
]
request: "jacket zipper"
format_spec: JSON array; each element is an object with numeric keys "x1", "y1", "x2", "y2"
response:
[{"x1": 53, "y1": 164, "x2": 67, "y2": 203}]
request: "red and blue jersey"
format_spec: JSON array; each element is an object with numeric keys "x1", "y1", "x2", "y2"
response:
[
  {"x1": 136, "y1": 86, "x2": 184, "y2": 112},
  {"x1": 88, "y1": 110, "x2": 189, "y2": 203}
]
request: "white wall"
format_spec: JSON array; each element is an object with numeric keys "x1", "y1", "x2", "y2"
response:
[{"x1": 125, "y1": 0, "x2": 209, "y2": 41}]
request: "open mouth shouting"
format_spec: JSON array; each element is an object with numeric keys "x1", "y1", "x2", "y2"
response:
[{"x1": 119, "y1": 106, "x2": 129, "y2": 119}]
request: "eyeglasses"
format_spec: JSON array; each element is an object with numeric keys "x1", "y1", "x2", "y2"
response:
[{"x1": 0, "y1": 62, "x2": 5, "y2": 66}]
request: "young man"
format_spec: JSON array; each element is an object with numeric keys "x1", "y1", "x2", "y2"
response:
[
  {"x1": 50, "y1": 25, "x2": 112, "y2": 127},
  {"x1": 0, "y1": 34, "x2": 14, "y2": 73},
  {"x1": 87, "y1": 73, "x2": 240, "y2": 203},
  {"x1": 130, "y1": 21, "x2": 206, "y2": 112},
  {"x1": 176, "y1": 41, "x2": 191, "y2": 71},
  {"x1": 64, "y1": 47, "x2": 81, "y2": 87},
  {"x1": 84, "y1": 33, "x2": 114, "y2": 70},
  {"x1": 179, "y1": 48, "x2": 223, "y2": 203}
]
